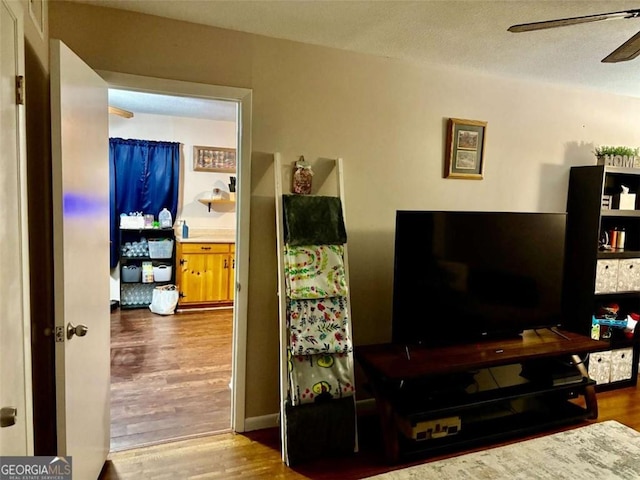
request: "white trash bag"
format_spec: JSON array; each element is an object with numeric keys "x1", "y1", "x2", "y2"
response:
[{"x1": 149, "y1": 284, "x2": 179, "y2": 315}]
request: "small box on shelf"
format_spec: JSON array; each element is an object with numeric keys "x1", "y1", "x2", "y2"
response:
[
  {"x1": 613, "y1": 185, "x2": 636, "y2": 210},
  {"x1": 397, "y1": 415, "x2": 461, "y2": 442},
  {"x1": 120, "y1": 215, "x2": 145, "y2": 229},
  {"x1": 613, "y1": 193, "x2": 636, "y2": 210},
  {"x1": 142, "y1": 261, "x2": 154, "y2": 283}
]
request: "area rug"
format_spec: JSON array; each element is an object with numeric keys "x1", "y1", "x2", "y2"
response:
[{"x1": 365, "y1": 421, "x2": 640, "y2": 479}]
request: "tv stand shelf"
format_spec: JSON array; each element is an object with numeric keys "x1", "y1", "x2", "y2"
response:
[
  {"x1": 397, "y1": 399, "x2": 592, "y2": 461},
  {"x1": 356, "y1": 329, "x2": 609, "y2": 463}
]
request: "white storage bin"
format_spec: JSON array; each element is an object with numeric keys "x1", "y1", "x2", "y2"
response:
[
  {"x1": 610, "y1": 348, "x2": 634, "y2": 383},
  {"x1": 594, "y1": 259, "x2": 619, "y2": 294},
  {"x1": 153, "y1": 265, "x2": 172, "y2": 282},
  {"x1": 588, "y1": 350, "x2": 612, "y2": 385},
  {"x1": 617, "y1": 259, "x2": 640, "y2": 292},
  {"x1": 148, "y1": 238, "x2": 174, "y2": 259}
]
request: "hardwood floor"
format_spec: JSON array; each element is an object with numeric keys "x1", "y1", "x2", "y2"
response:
[
  {"x1": 100, "y1": 379, "x2": 640, "y2": 479},
  {"x1": 110, "y1": 307, "x2": 233, "y2": 451}
]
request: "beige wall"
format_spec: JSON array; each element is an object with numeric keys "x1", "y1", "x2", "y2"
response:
[
  {"x1": 21, "y1": 0, "x2": 48, "y2": 66},
  {"x1": 50, "y1": 1, "x2": 640, "y2": 420}
]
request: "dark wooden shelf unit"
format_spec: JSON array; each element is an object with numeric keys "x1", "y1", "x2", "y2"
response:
[
  {"x1": 597, "y1": 250, "x2": 640, "y2": 259},
  {"x1": 119, "y1": 227, "x2": 176, "y2": 309},
  {"x1": 601, "y1": 209, "x2": 640, "y2": 218},
  {"x1": 357, "y1": 329, "x2": 609, "y2": 463},
  {"x1": 564, "y1": 165, "x2": 640, "y2": 390},
  {"x1": 396, "y1": 399, "x2": 592, "y2": 461}
]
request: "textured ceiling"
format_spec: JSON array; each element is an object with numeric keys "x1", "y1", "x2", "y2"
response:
[
  {"x1": 108, "y1": 89, "x2": 237, "y2": 121},
  {"x1": 79, "y1": 0, "x2": 640, "y2": 106}
]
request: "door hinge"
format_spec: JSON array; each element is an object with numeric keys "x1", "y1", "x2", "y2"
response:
[
  {"x1": 1, "y1": 407, "x2": 18, "y2": 428},
  {"x1": 55, "y1": 326, "x2": 65, "y2": 343},
  {"x1": 15, "y1": 76, "x2": 24, "y2": 105}
]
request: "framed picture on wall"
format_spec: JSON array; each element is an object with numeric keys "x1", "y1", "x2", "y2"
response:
[
  {"x1": 444, "y1": 118, "x2": 487, "y2": 179},
  {"x1": 193, "y1": 145, "x2": 237, "y2": 172}
]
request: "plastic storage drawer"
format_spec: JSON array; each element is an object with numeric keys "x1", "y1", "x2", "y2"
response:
[{"x1": 121, "y1": 265, "x2": 142, "y2": 283}]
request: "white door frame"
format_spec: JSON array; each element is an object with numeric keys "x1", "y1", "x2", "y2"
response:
[
  {"x1": 97, "y1": 70, "x2": 252, "y2": 433},
  {"x1": 0, "y1": 0, "x2": 33, "y2": 456}
]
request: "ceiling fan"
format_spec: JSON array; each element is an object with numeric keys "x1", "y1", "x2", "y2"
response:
[{"x1": 508, "y1": 9, "x2": 640, "y2": 63}]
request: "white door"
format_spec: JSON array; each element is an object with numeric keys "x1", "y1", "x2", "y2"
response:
[
  {"x1": 0, "y1": 0, "x2": 32, "y2": 456},
  {"x1": 50, "y1": 39, "x2": 110, "y2": 479}
]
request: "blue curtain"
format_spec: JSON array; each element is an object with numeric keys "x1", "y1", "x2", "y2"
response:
[{"x1": 109, "y1": 138, "x2": 181, "y2": 268}]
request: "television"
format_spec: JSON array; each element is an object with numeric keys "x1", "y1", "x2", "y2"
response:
[{"x1": 391, "y1": 211, "x2": 567, "y2": 346}]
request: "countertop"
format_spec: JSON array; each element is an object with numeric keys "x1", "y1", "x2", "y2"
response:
[{"x1": 175, "y1": 229, "x2": 235, "y2": 244}]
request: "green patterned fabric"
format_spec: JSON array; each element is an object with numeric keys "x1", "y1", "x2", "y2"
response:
[
  {"x1": 283, "y1": 195, "x2": 347, "y2": 246},
  {"x1": 284, "y1": 245, "x2": 348, "y2": 299}
]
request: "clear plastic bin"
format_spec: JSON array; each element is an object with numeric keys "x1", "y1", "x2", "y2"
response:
[{"x1": 148, "y1": 239, "x2": 174, "y2": 259}]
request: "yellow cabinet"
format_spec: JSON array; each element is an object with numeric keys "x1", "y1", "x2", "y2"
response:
[
  {"x1": 229, "y1": 243, "x2": 235, "y2": 302},
  {"x1": 177, "y1": 242, "x2": 235, "y2": 306}
]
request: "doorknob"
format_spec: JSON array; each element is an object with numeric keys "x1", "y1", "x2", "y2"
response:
[
  {"x1": 1, "y1": 407, "x2": 17, "y2": 428},
  {"x1": 67, "y1": 323, "x2": 88, "y2": 340}
]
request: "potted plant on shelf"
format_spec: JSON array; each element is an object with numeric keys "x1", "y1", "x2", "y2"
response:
[{"x1": 594, "y1": 146, "x2": 640, "y2": 169}]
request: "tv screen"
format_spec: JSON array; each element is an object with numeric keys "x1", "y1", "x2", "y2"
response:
[{"x1": 392, "y1": 211, "x2": 567, "y2": 346}]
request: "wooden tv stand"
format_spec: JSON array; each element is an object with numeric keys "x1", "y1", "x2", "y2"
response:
[{"x1": 356, "y1": 328, "x2": 610, "y2": 463}]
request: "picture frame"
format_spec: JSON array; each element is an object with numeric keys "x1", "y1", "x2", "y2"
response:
[
  {"x1": 193, "y1": 145, "x2": 236, "y2": 172},
  {"x1": 444, "y1": 118, "x2": 487, "y2": 179}
]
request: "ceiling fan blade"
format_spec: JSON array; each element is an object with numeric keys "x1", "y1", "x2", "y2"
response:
[
  {"x1": 508, "y1": 9, "x2": 640, "y2": 33},
  {"x1": 602, "y1": 30, "x2": 640, "y2": 62}
]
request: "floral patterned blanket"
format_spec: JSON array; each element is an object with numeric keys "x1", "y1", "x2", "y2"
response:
[{"x1": 288, "y1": 297, "x2": 352, "y2": 355}]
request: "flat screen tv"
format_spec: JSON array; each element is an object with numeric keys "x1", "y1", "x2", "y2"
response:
[{"x1": 392, "y1": 211, "x2": 567, "y2": 346}]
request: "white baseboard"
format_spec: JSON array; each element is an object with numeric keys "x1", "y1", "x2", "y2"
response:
[
  {"x1": 244, "y1": 413, "x2": 279, "y2": 432},
  {"x1": 242, "y1": 398, "x2": 377, "y2": 432}
]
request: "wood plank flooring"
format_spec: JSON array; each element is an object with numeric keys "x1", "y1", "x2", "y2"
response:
[
  {"x1": 100, "y1": 378, "x2": 640, "y2": 479},
  {"x1": 110, "y1": 307, "x2": 232, "y2": 451}
]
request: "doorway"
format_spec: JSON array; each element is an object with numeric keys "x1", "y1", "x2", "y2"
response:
[
  {"x1": 101, "y1": 74, "x2": 251, "y2": 451},
  {"x1": 110, "y1": 307, "x2": 233, "y2": 450}
]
